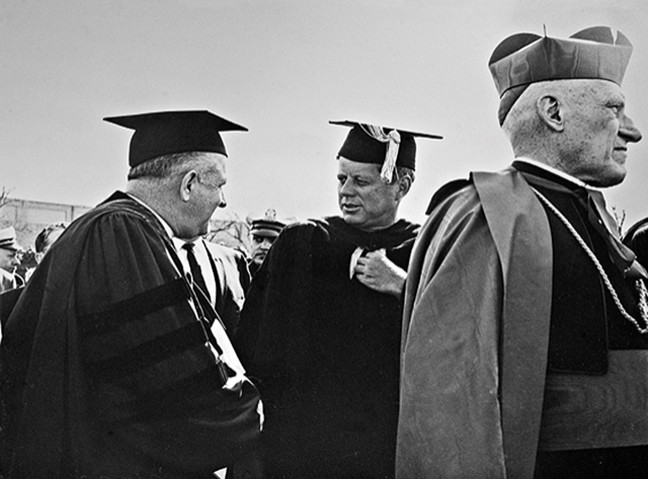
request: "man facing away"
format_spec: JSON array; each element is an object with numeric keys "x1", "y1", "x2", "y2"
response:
[
  {"x1": 0, "y1": 110, "x2": 262, "y2": 478},
  {"x1": 397, "y1": 26, "x2": 647, "y2": 478},
  {"x1": 234, "y1": 120, "x2": 441, "y2": 478}
]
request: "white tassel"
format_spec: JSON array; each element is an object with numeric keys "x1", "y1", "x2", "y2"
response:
[
  {"x1": 359, "y1": 124, "x2": 401, "y2": 183},
  {"x1": 381, "y1": 129, "x2": 401, "y2": 183}
]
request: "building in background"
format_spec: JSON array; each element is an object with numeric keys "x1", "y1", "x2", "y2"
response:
[
  {"x1": 0, "y1": 198, "x2": 267, "y2": 256},
  {"x1": 0, "y1": 198, "x2": 91, "y2": 249}
]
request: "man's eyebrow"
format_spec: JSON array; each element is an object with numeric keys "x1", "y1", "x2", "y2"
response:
[{"x1": 604, "y1": 90, "x2": 625, "y2": 103}]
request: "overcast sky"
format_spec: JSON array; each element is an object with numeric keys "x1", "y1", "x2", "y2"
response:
[{"x1": 2, "y1": 0, "x2": 648, "y2": 228}]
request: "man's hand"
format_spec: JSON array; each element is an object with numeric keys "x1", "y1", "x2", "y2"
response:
[{"x1": 354, "y1": 249, "x2": 406, "y2": 297}]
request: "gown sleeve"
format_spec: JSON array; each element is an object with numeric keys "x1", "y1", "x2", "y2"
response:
[{"x1": 2, "y1": 208, "x2": 261, "y2": 477}]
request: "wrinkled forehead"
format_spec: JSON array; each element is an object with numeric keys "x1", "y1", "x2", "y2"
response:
[
  {"x1": 567, "y1": 78, "x2": 625, "y2": 102},
  {"x1": 523, "y1": 78, "x2": 626, "y2": 107},
  {"x1": 594, "y1": 79, "x2": 625, "y2": 102}
]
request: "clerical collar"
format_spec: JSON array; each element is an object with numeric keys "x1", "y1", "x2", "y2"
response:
[
  {"x1": 513, "y1": 157, "x2": 590, "y2": 190},
  {"x1": 126, "y1": 193, "x2": 175, "y2": 240}
]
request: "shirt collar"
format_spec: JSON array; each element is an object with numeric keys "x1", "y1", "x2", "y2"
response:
[
  {"x1": 125, "y1": 193, "x2": 175, "y2": 240},
  {"x1": 172, "y1": 236, "x2": 204, "y2": 253},
  {"x1": 514, "y1": 157, "x2": 591, "y2": 190}
]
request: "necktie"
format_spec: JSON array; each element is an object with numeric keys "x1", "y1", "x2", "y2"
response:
[
  {"x1": 182, "y1": 242, "x2": 211, "y2": 302},
  {"x1": 181, "y1": 242, "x2": 233, "y2": 385}
]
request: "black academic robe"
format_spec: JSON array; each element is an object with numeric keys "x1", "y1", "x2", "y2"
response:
[
  {"x1": 0, "y1": 192, "x2": 260, "y2": 479},
  {"x1": 235, "y1": 217, "x2": 418, "y2": 479}
]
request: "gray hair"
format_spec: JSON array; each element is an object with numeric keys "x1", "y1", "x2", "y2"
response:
[
  {"x1": 501, "y1": 82, "x2": 547, "y2": 143},
  {"x1": 127, "y1": 151, "x2": 212, "y2": 181}
]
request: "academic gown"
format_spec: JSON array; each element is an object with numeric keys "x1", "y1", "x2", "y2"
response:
[
  {"x1": 235, "y1": 217, "x2": 419, "y2": 479},
  {"x1": 397, "y1": 166, "x2": 648, "y2": 479},
  {"x1": 0, "y1": 192, "x2": 261, "y2": 479}
]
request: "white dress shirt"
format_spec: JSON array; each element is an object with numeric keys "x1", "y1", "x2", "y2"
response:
[{"x1": 127, "y1": 193, "x2": 247, "y2": 386}]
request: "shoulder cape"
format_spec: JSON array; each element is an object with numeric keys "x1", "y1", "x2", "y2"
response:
[{"x1": 398, "y1": 169, "x2": 552, "y2": 479}]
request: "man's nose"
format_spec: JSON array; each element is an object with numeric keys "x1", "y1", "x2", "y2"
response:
[
  {"x1": 339, "y1": 181, "x2": 355, "y2": 196},
  {"x1": 620, "y1": 114, "x2": 642, "y2": 143},
  {"x1": 218, "y1": 190, "x2": 227, "y2": 208}
]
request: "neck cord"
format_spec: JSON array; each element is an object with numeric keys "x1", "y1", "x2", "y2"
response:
[{"x1": 531, "y1": 187, "x2": 648, "y2": 334}]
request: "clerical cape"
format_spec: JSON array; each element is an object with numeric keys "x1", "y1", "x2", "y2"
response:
[{"x1": 398, "y1": 167, "x2": 648, "y2": 479}]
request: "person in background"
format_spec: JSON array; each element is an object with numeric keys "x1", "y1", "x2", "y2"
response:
[
  {"x1": 0, "y1": 227, "x2": 23, "y2": 346},
  {"x1": 247, "y1": 209, "x2": 285, "y2": 277},
  {"x1": 34, "y1": 222, "x2": 67, "y2": 260},
  {"x1": 398, "y1": 26, "x2": 647, "y2": 478},
  {"x1": 0, "y1": 228, "x2": 23, "y2": 293},
  {"x1": 16, "y1": 222, "x2": 70, "y2": 283},
  {"x1": 0, "y1": 110, "x2": 262, "y2": 478},
  {"x1": 235, "y1": 120, "x2": 441, "y2": 478}
]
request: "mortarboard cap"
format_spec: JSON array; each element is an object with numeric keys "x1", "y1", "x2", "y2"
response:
[
  {"x1": 0, "y1": 227, "x2": 21, "y2": 251},
  {"x1": 330, "y1": 120, "x2": 442, "y2": 183},
  {"x1": 489, "y1": 26, "x2": 633, "y2": 126},
  {"x1": 249, "y1": 209, "x2": 286, "y2": 238},
  {"x1": 104, "y1": 110, "x2": 248, "y2": 167}
]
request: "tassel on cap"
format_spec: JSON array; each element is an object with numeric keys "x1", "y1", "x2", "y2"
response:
[{"x1": 329, "y1": 120, "x2": 442, "y2": 181}]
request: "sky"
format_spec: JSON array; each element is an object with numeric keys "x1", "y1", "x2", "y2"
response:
[{"x1": 2, "y1": 0, "x2": 648, "y2": 229}]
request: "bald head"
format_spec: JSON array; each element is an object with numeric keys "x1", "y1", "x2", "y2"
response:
[{"x1": 502, "y1": 78, "x2": 642, "y2": 187}]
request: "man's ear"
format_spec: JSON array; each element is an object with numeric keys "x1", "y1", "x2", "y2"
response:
[
  {"x1": 396, "y1": 175, "x2": 413, "y2": 199},
  {"x1": 180, "y1": 170, "x2": 198, "y2": 202},
  {"x1": 537, "y1": 95, "x2": 564, "y2": 132}
]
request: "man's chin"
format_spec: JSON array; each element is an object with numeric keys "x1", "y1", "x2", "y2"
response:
[
  {"x1": 196, "y1": 222, "x2": 210, "y2": 237},
  {"x1": 589, "y1": 171, "x2": 627, "y2": 188},
  {"x1": 341, "y1": 212, "x2": 361, "y2": 225}
]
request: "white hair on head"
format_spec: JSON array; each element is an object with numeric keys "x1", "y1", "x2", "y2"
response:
[{"x1": 501, "y1": 82, "x2": 547, "y2": 139}]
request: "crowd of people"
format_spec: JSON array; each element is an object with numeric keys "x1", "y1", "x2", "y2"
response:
[{"x1": 1, "y1": 24, "x2": 648, "y2": 479}]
